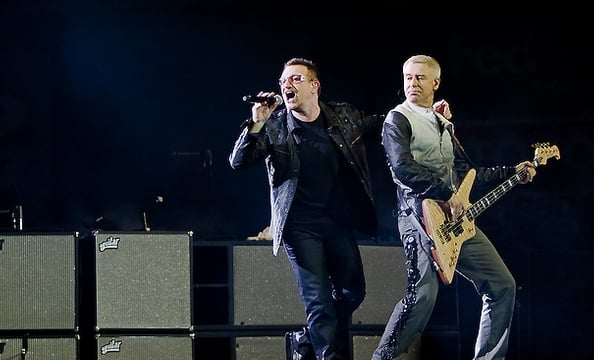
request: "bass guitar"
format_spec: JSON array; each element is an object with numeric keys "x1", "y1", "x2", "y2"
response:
[{"x1": 421, "y1": 142, "x2": 560, "y2": 285}]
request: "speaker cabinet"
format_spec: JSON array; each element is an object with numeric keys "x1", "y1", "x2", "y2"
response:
[
  {"x1": 94, "y1": 231, "x2": 192, "y2": 330},
  {"x1": 0, "y1": 335, "x2": 79, "y2": 359},
  {"x1": 352, "y1": 245, "x2": 408, "y2": 325},
  {"x1": 0, "y1": 232, "x2": 77, "y2": 330},
  {"x1": 232, "y1": 244, "x2": 304, "y2": 326},
  {"x1": 96, "y1": 334, "x2": 193, "y2": 359},
  {"x1": 235, "y1": 336, "x2": 285, "y2": 360},
  {"x1": 232, "y1": 243, "x2": 408, "y2": 327}
]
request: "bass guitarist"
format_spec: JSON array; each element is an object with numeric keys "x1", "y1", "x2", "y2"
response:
[{"x1": 372, "y1": 54, "x2": 536, "y2": 360}]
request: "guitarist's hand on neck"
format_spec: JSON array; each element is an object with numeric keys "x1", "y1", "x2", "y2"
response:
[{"x1": 515, "y1": 160, "x2": 537, "y2": 184}]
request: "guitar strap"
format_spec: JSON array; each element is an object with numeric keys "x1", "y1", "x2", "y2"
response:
[{"x1": 445, "y1": 124, "x2": 477, "y2": 169}]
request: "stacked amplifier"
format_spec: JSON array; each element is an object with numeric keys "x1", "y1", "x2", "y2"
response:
[
  {"x1": 231, "y1": 243, "x2": 414, "y2": 360},
  {"x1": 0, "y1": 231, "x2": 194, "y2": 359},
  {"x1": 92, "y1": 231, "x2": 194, "y2": 360},
  {"x1": 0, "y1": 232, "x2": 79, "y2": 359}
]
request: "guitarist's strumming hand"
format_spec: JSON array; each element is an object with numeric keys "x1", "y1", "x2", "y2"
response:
[
  {"x1": 515, "y1": 160, "x2": 537, "y2": 184},
  {"x1": 446, "y1": 192, "x2": 465, "y2": 221}
]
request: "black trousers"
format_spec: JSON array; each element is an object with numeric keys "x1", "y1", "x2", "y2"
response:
[{"x1": 283, "y1": 219, "x2": 366, "y2": 360}]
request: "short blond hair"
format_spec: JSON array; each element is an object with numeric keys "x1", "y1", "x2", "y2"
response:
[{"x1": 403, "y1": 55, "x2": 441, "y2": 79}]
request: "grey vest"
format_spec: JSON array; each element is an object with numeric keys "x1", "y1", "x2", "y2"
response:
[{"x1": 394, "y1": 101, "x2": 457, "y2": 191}]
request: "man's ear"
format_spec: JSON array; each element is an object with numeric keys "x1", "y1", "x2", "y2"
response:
[
  {"x1": 433, "y1": 78, "x2": 440, "y2": 90},
  {"x1": 311, "y1": 80, "x2": 320, "y2": 94}
]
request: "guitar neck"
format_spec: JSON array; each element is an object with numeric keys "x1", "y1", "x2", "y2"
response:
[{"x1": 466, "y1": 167, "x2": 531, "y2": 221}]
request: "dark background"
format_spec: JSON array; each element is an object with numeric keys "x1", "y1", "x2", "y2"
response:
[{"x1": 1, "y1": 1, "x2": 591, "y2": 359}]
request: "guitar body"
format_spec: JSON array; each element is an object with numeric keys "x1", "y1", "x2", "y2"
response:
[{"x1": 421, "y1": 168, "x2": 477, "y2": 285}]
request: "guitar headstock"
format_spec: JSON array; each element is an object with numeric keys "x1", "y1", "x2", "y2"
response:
[{"x1": 532, "y1": 142, "x2": 560, "y2": 166}]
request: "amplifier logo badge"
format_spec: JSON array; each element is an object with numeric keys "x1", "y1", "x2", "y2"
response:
[
  {"x1": 99, "y1": 236, "x2": 120, "y2": 252},
  {"x1": 100, "y1": 338, "x2": 122, "y2": 354}
]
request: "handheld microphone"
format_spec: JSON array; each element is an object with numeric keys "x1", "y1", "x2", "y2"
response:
[{"x1": 242, "y1": 94, "x2": 283, "y2": 105}]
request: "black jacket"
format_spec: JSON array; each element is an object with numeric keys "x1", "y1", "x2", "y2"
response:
[{"x1": 229, "y1": 101, "x2": 384, "y2": 255}]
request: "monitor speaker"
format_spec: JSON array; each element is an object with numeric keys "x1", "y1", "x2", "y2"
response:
[
  {"x1": 0, "y1": 232, "x2": 77, "y2": 330},
  {"x1": 94, "y1": 231, "x2": 192, "y2": 330},
  {"x1": 0, "y1": 335, "x2": 79, "y2": 359},
  {"x1": 95, "y1": 334, "x2": 193, "y2": 359},
  {"x1": 232, "y1": 244, "x2": 304, "y2": 326}
]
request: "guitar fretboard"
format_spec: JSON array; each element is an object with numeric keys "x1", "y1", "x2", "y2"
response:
[{"x1": 466, "y1": 168, "x2": 529, "y2": 221}]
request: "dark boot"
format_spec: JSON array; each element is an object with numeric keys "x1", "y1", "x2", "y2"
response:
[{"x1": 285, "y1": 327, "x2": 315, "y2": 360}]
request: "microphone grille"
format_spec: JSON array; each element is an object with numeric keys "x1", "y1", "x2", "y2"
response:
[{"x1": 274, "y1": 94, "x2": 284, "y2": 106}]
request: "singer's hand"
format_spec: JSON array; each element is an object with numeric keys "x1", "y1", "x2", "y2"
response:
[{"x1": 250, "y1": 91, "x2": 280, "y2": 133}]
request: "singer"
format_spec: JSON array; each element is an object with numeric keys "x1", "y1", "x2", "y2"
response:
[{"x1": 229, "y1": 57, "x2": 385, "y2": 360}]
